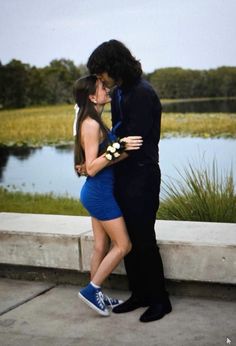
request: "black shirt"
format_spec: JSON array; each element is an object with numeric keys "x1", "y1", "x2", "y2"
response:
[{"x1": 111, "y1": 78, "x2": 162, "y2": 167}]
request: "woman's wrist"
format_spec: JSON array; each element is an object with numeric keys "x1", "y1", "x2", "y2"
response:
[{"x1": 104, "y1": 139, "x2": 126, "y2": 161}]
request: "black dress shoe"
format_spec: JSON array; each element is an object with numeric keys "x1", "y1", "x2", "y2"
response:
[
  {"x1": 139, "y1": 298, "x2": 172, "y2": 322},
  {"x1": 112, "y1": 295, "x2": 148, "y2": 314}
]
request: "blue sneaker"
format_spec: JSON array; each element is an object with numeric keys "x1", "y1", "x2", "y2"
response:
[
  {"x1": 78, "y1": 284, "x2": 109, "y2": 316},
  {"x1": 103, "y1": 294, "x2": 123, "y2": 308}
]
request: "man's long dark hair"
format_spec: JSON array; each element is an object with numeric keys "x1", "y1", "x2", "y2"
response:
[
  {"x1": 87, "y1": 40, "x2": 142, "y2": 86},
  {"x1": 73, "y1": 75, "x2": 109, "y2": 175}
]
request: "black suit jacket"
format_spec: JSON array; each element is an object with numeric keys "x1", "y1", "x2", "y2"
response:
[{"x1": 111, "y1": 78, "x2": 162, "y2": 168}]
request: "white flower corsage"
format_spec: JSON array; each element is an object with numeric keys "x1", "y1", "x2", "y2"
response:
[{"x1": 105, "y1": 139, "x2": 125, "y2": 161}]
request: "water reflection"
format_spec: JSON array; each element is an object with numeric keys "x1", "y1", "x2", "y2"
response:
[
  {"x1": 55, "y1": 144, "x2": 74, "y2": 153},
  {"x1": 0, "y1": 147, "x2": 38, "y2": 180},
  {"x1": 162, "y1": 99, "x2": 236, "y2": 113},
  {"x1": 0, "y1": 138, "x2": 235, "y2": 198}
]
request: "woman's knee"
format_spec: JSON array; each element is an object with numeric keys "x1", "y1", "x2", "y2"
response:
[
  {"x1": 117, "y1": 240, "x2": 132, "y2": 257},
  {"x1": 93, "y1": 242, "x2": 109, "y2": 257},
  {"x1": 126, "y1": 240, "x2": 132, "y2": 254}
]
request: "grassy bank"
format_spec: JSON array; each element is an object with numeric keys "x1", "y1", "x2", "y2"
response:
[
  {"x1": 161, "y1": 112, "x2": 236, "y2": 138},
  {"x1": 161, "y1": 96, "x2": 236, "y2": 104},
  {"x1": 0, "y1": 102, "x2": 236, "y2": 147},
  {"x1": 0, "y1": 105, "x2": 74, "y2": 147},
  {"x1": 0, "y1": 187, "x2": 88, "y2": 216}
]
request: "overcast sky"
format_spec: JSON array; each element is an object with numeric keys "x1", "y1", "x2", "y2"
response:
[{"x1": 0, "y1": 0, "x2": 236, "y2": 73}]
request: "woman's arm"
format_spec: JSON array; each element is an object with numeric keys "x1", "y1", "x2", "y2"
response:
[
  {"x1": 79, "y1": 118, "x2": 142, "y2": 177},
  {"x1": 81, "y1": 118, "x2": 110, "y2": 177},
  {"x1": 105, "y1": 136, "x2": 143, "y2": 166}
]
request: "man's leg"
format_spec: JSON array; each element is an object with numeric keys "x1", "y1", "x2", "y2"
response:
[
  {"x1": 122, "y1": 193, "x2": 167, "y2": 303},
  {"x1": 114, "y1": 164, "x2": 168, "y2": 304}
]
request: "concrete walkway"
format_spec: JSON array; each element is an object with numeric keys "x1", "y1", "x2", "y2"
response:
[{"x1": 0, "y1": 278, "x2": 235, "y2": 346}]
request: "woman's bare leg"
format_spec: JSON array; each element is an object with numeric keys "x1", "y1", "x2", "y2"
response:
[
  {"x1": 90, "y1": 217, "x2": 110, "y2": 280},
  {"x1": 92, "y1": 216, "x2": 132, "y2": 286}
]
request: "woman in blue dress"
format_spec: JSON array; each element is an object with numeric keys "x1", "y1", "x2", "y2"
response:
[{"x1": 73, "y1": 75, "x2": 142, "y2": 316}]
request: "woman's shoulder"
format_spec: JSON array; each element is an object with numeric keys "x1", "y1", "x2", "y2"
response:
[{"x1": 81, "y1": 117, "x2": 100, "y2": 134}]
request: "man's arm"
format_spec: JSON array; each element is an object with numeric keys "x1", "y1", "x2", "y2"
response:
[{"x1": 123, "y1": 86, "x2": 156, "y2": 138}]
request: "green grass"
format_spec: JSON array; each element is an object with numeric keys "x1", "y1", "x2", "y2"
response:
[
  {"x1": 162, "y1": 112, "x2": 236, "y2": 138},
  {"x1": 0, "y1": 104, "x2": 74, "y2": 147},
  {"x1": 0, "y1": 102, "x2": 236, "y2": 147},
  {"x1": 0, "y1": 187, "x2": 88, "y2": 216},
  {"x1": 158, "y1": 160, "x2": 236, "y2": 223},
  {"x1": 161, "y1": 96, "x2": 236, "y2": 104}
]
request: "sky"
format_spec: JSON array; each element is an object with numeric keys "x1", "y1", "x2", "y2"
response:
[{"x1": 0, "y1": 0, "x2": 236, "y2": 73}]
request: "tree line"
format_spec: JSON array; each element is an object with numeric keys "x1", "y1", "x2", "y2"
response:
[
  {"x1": 147, "y1": 67, "x2": 236, "y2": 99},
  {"x1": 0, "y1": 59, "x2": 87, "y2": 109},
  {"x1": 0, "y1": 59, "x2": 236, "y2": 109}
]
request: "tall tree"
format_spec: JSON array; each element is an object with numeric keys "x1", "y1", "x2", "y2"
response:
[
  {"x1": 0, "y1": 59, "x2": 29, "y2": 108},
  {"x1": 42, "y1": 59, "x2": 81, "y2": 104}
]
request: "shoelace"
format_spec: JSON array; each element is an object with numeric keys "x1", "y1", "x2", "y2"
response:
[
  {"x1": 104, "y1": 295, "x2": 113, "y2": 307},
  {"x1": 96, "y1": 290, "x2": 105, "y2": 309},
  {"x1": 103, "y1": 294, "x2": 119, "y2": 307}
]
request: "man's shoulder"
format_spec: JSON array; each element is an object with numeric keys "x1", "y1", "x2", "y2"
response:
[
  {"x1": 132, "y1": 79, "x2": 157, "y2": 96},
  {"x1": 138, "y1": 78, "x2": 153, "y2": 89},
  {"x1": 128, "y1": 79, "x2": 161, "y2": 107}
]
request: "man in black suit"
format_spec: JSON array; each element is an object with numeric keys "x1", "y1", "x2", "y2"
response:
[{"x1": 87, "y1": 39, "x2": 172, "y2": 322}]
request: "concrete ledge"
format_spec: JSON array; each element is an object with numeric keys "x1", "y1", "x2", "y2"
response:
[
  {"x1": 157, "y1": 220, "x2": 236, "y2": 284},
  {"x1": 0, "y1": 213, "x2": 92, "y2": 270},
  {"x1": 79, "y1": 220, "x2": 236, "y2": 284},
  {"x1": 0, "y1": 212, "x2": 235, "y2": 284}
]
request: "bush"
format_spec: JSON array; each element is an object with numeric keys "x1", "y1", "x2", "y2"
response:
[{"x1": 158, "y1": 160, "x2": 236, "y2": 223}]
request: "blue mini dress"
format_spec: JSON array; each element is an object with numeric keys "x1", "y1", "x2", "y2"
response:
[{"x1": 80, "y1": 124, "x2": 123, "y2": 221}]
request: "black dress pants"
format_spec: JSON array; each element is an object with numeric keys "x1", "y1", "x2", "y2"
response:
[{"x1": 114, "y1": 162, "x2": 167, "y2": 304}]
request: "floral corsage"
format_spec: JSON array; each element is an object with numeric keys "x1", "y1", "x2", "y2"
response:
[{"x1": 105, "y1": 139, "x2": 126, "y2": 161}]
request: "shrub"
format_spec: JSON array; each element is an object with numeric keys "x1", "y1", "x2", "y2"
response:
[{"x1": 159, "y1": 160, "x2": 236, "y2": 223}]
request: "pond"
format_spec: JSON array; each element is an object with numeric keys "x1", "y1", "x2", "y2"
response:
[
  {"x1": 1, "y1": 137, "x2": 235, "y2": 199},
  {"x1": 162, "y1": 99, "x2": 236, "y2": 113}
]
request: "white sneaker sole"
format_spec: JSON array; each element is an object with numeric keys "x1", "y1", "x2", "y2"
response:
[{"x1": 78, "y1": 292, "x2": 109, "y2": 316}]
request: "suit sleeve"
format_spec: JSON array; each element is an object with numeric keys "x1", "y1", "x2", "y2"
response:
[{"x1": 124, "y1": 87, "x2": 156, "y2": 138}]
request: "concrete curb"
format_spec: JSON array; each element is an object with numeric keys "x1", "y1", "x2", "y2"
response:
[{"x1": 0, "y1": 212, "x2": 236, "y2": 284}]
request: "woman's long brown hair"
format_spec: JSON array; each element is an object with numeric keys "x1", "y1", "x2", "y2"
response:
[{"x1": 73, "y1": 75, "x2": 109, "y2": 176}]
